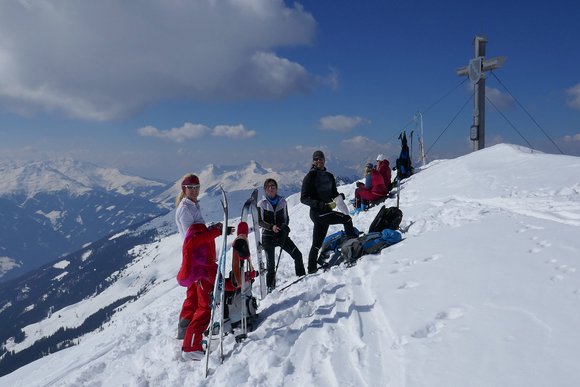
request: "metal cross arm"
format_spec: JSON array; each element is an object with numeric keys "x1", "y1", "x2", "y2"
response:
[{"x1": 456, "y1": 56, "x2": 506, "y2": 77}]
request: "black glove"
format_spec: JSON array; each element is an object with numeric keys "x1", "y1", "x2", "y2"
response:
[
  {"x1": 210, "y1": 222, "x2": 222, "y2": 231},
  {"x1": 226, "y1": 226, "x2": 235, "y2": 235},
  {"x1": 281, "y1": 224, "x2": 291, "y2": 234},
  {"x1": 339, "y1": 193, "x2": 345, "y2": 200}
]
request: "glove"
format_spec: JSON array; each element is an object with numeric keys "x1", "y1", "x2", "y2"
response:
[
  {"x1": 227, "y1": 226, "x2": 235, "y2": 235},
  {"x1": 327, "y1": 201, "x2": 337, "y2": 210},
  {"x1": 281, "y1": 224, "x2": 291, "y2": 234},
  {"x1": 339, "y1": 193, "x2": 345, "y2": 200}
]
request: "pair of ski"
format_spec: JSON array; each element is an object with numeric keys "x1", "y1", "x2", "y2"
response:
[{"x1": 204, "y1": 188, "x2": 266, "y2": 377}]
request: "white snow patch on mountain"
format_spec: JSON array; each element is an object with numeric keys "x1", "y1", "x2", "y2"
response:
[
  {"x1": 81, "y1": 250, "x2": 93, "y2": 262},
  {"x1": 52, "y1": 272, "x2": 68, "y2": 281},
  {"x1": 52, "y1": 260, "x2": 70, "y2": 270}
]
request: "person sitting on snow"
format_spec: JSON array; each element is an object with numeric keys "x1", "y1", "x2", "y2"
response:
[
  {"x1": 354, "y1": 162, "x2": 388, "y2": 210},
  {"x1": 375, "y1": 154, "x2": 392, "y2": 191}
]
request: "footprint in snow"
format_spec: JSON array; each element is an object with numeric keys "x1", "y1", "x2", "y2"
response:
[
  {"x1": 530, "y1": 240, "x2": 551, "y2": 254},
  {"x1": 556, "y1": 265, "x2": 576, "y2": 274},
  {"x1": 410, "y1": 307, "x2": 464, "y2": 339},
  {"x1": 397, "y1": 281, "x2": 419, "y2": 290},
  {"x1": 551, "y1": 274, "x2": 565, "y2": 282},
  {"x1": 423, "y1": 254, "x2": 441, "y2": 262}
]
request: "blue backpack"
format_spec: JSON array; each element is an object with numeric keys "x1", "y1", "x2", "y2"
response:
[
  {"x1": 319, "y1": 227, "x2": 360, "y2": 259},
  {"x1": 360, "y1": 229, "x2": 402, "y2": 254}
]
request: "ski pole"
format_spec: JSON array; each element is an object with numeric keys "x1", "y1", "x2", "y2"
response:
[
  {"x1": 396, "y1": 177, "x2": 401, "y2": 209},
  {"x1": 274, "y1": 227, "x2": 288, "y2": 280}
]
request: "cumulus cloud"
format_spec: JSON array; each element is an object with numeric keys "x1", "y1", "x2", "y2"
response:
[
  {"x1": 212, "y1": 125, "x2": 256, "y2": 139},
  {"x1": 565, "y1": 83, "x2": 580, "y2": 110},
  {"x1": 139, "y1": 123, "x2": 256, "y2": 142},
  {"x1": 0, "y1": 1, "x2": 316, "y2": 120},
  {"x1": 319, "y1": 115, "x2": 370, "y2": 132},
  {"x1": 138, "y1": 123, "x2": 210, "y2": 143}
]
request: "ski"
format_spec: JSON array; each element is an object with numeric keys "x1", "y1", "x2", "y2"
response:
[
  {"x1": 205, "y1": 186, "x2": 228, "y2": 378},
  {"x1": 241, "y1": 189, "x2": 267, "y2": 300}
]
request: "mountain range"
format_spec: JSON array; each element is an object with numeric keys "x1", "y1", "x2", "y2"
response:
[{"x1": 0, "y1": 158, "x2": 169, "y2": 282}]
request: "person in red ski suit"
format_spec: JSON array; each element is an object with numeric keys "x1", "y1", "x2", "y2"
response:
[
  {"x1": 375, "y1": 154, "x2": 392, "y2": 191},
  {"x1": 175, "y1": 174, "x2": 224, "y2": 361},
  {"x1": 354, "y1": 162, "x2": 388, "y2": 209}
]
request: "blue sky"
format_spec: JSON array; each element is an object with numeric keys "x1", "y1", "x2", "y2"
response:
[{"x1": 1, "y1": 0, "x2": 579, "y2": 181}]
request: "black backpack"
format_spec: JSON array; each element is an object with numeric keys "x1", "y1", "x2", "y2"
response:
[{"x1": 368, "y1": 205, "x2": 403, "y2": 233}]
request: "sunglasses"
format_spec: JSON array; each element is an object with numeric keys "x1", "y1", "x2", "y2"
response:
[
  {"x1": 183, "y1": 184, "x2": 200, "y2": 189},
  {"x1": 265, "y1": 184, "x2": 277, "y2": 189},
  {"x1": 313, "y1": 157, "x2": 325, "y2": 162}
]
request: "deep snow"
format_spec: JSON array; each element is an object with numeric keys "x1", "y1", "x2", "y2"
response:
[{"x1": 1, "y1": 144, "x2": 579, "y2": 386}]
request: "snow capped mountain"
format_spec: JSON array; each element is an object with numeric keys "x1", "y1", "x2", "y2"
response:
[
  {"x1": 1, "y1": 144, "x2": 579, "y2": 386},
  {"x1": 0, "y1": 158, "x2": 167, "y2": 200},
  {"x1": 0, "y1": 158, "x2": 170, "y2": 282}
]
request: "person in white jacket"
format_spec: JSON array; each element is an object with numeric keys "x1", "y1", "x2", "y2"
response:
[{"x1": 175, "y1": 174, "x2": 205, "y2": 240}]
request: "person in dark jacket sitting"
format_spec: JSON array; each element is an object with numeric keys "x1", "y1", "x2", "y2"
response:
[
  {"x1": 258, "y1": 178, "x2": 306, "y2": 291},
  {"x1": 300, "y1": 150, "x2": 357, "y2": 274}
]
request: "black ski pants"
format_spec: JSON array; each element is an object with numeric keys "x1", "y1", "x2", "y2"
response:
[
  {"x1": 307, "y1": 210, "x2": 355, "y2": 273},
  {"x1": 262, "y1": 234, "x2": 305, "y2": 288}
]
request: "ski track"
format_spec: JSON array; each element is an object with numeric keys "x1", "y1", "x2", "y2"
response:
[{"x1": 205, "y1": 258, "x2": 405, "y2": 387}]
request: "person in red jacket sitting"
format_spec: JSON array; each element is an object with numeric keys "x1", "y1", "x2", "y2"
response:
[
  {"x1": 376, "y1": 154, "x2": 392, "y2": 192},
  {"x1": 354, "y1": 162, "x2": 388, "y2": 209}
]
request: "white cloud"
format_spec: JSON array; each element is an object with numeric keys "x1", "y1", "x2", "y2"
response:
[
  {"x1": 212, "y1": 125, "x2": 256, "y2": 139},
  {"x1": 319, "y1": 115, "x2": 369, "y2": 132},
  {"x1": 139, "y1": 123, "x2": 256, "y2": 142},
  {"x1": 562, "y1": 133, "x2": 580, "y2": 142},
  {"x1": 565, "y1": 83, "x2": 580, "y2": 110},
  {"x1": 138, "y1": 123, "x2": 210, "y2": 143},
  {"x1": 0, "y1": 1, "x2": 316, "y2": 120},
  {"x1": 485, "y1": 87, "x2": 513, "y2": 110},
  {"x1": 341, "y1": 135, "x2": 375, "y2": 148}
]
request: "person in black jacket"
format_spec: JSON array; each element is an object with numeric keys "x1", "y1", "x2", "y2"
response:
[
  {"x1": 301, "y1": 150, "x2": 356, "y2": 273},
  {"x1": 258, "y1": 178, "x2": 306, "y2": 291}
]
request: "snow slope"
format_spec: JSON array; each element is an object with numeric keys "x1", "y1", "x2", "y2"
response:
[{"x1": 1, "y1": 144, "x2": 579, "y2": 386}]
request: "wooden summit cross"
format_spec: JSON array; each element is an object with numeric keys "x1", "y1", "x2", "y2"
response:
[{"x1": 456, "y1": 36, "x2": 505, "y2": 151}]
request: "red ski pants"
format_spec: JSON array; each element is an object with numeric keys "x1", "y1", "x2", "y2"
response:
[
  {"x1": 355, "y1": 187, "x2": 385, "y2": 206},
  {"x1": 181, "y1": 280, "x2": 212, "y2": 352}
]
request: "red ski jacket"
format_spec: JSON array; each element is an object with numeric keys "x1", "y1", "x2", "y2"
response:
[
  {"x1": 177, "y1": 223, "x2": 220, "y2": 287},
  {"x1": 377, "y1": 160, "x2": 392, "y2": 191}
]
